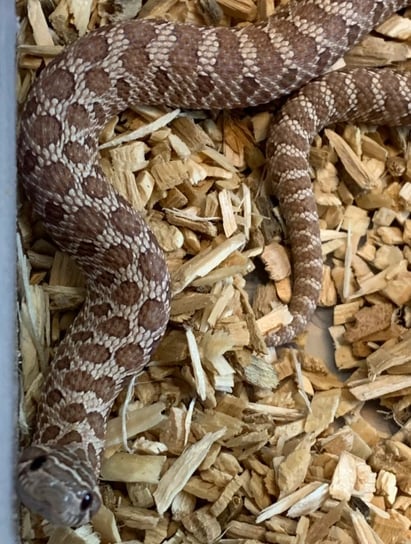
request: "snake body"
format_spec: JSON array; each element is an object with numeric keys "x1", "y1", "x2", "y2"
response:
[{"x1": 18, "y1": 0, "x2": 411, "y2": 527}]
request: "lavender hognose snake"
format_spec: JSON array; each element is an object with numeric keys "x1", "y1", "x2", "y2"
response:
[{"x1": 17, "y1": 0, "x2": 411, "y2": 527}]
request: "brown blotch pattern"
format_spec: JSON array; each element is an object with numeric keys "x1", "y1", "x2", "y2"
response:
[
  {"x1": 110, "y1": 206, "x2": 139, "y2": 238},
  {"x1": 116, "y1": 78, "x2": 132, "y2": 102},
  {"x1": 112, "y1": 280, "x2": 141, "y2": 306},
  {"x1": 72, "y1": 447, "x2": 87, "y2": 462},
  {"x1": 41, "y1": 425, "x2": 60, "y2": 442},
  {"x1": 62, "y1": 370, "x2": 114, "y2": 400},
  {"x1": 76, "y1": 33, "x2": 109, "y2": 63},
  {"x1": 90, "y1": 302, "x2": 112, "y2": 317},
  {"x1": 120, "y1": 21, "x2": 155, "y2": 74},
  {"x1": 99, "y1": 316, "x2": 130, "y2": 338},
  {"x1": 139, "y1": 249, "x2": 167, "y2": 283},
  {"x1": 23, "y1": 95, "x2": 39, "y2": 118},
  {"x1": 54, "y1": 355, "x2": 71, "y2": 371},
  {"x1": 115, "y1": 343, "x2": 144, "y2": 371},
  {"x1": 63, "y1": 370, "x2": 92, "y2": 392},
  {"x1": 21, "y1": 149, "x2": 38, "y2": 173},
  {"x1": 95, "y1": 269, "x2": 117, "y2": 288},
  {"x1": 76, "y1": 240, "x2": 98, "y2": 258},
  {"x1": 30, "y1": 115, "x2": 62, "y2": 148},
  {"x1": 71, "y1": 205, "x2": 107, "y2": 239},
  {"x1": 65, "y1": 103, "x2": 91, "y2": 131},
  {"x1": 83, "y1": 174, "x2": 110, "y2": 199},
  {"x1": 60, "y1": 402, "x2": 87, "y2": 423},
  {"x1": 138, "y1": 299, "x2": 166, "y2": 331},
  {"x1": 86, "y1": 411, "x2": 105, "y2": 439},
  {"x1": 87, "y1": 443, "x2": 98, "y2": 469},
  {"x1": 91, "y1": 102, "x2": 106, "y2": 123},
  {"x1": 71, "y1": 330, "x2": 94, "y2": 343},
  {"x1": 43, "y1": 200, "x2": 66, "y2": 225},
  {"x1": 64, "y1": 141, "x2": 91, "y2": 164},
  {"x1": 122, "y1": 19, "x2": 157, "y2": 47},
  {"x1": 93, "y1": 375, "x2": 117, "y2": 402},
  {"x1": 41, "y1": 162, "x2": 77, "y2": 196},
  {"x1": 103, "y1": 244, "x2": 134, "y2": 269},
  {"x1": 57, "y1": 430, "x2": 82, "y2": 446},
  {"x1": 40, "y1": 68, "x2": 75, "y2": 100},
  {"x1": 46, "y1": 389, "x2": 63, "y2": 406},
  {"x1": 84, "y1": 68, "x2": 112, "y2": 95},
  {"x1": 78, "y1": 343, "x2": 111, "y2": 364}
]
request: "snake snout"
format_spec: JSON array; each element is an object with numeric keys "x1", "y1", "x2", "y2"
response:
[{"x1": 17, "y1": 445, "x2": 101, "y2": 527}]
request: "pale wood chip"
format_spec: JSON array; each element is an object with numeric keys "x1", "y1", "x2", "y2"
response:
[
  {"x1": 149, "y1": 217, "x2": 185, "y2": 252},
  {"x1": 160, "y1": 406, "x2": 191, "y2": 455},
  {"x1": 260, "y1": 242, "x2": 291, "y2": 282},
  {"x1": 172, "y1": 233, "x2": 246, "y2": 293},
  {"x1": 287, "y1": 482, "x2": 329, "y2": 518},
  {"x1": 238, "y1": 353, "x2": 278, "y2": 389},
  {"x1": 91, "y1": 504, "x2": 121, "y2": 544},
  {"x1": 115, "y1": 504, "x2": 160, "y2": 529},
  {"x1": 49, "y1": 0, "x2": 93, "y2": 37},
  {"x1": 350, "y1": 260, "x2": 407, "y2": 298},
  {"x1": 171, "y1": 490, "x2": 196, "y2": 520},
  {"x1": 186, "y1": 326, "x2": 207, "y2": 401},
  {"x1": 349, "y1": 375, "x2": 411, "y2": 401},
  {"x1": 256, "y1": 303, "x2": 293, "y2": 336},
  {"x1": 153, "y1": 429, "x2": 226, "y2": 515},
  {"x1": 209, "y1": 472, "x2": 247, "y2": 517},
  {"x1": 165, "y1": 207, "x2": 217, "y2": 237},
  {"x1": 218, "y1": 188, "x2": 238, "y2": 238},
  {"x1": 226, "y1": 519, "x2": 266, "y2": 540},
  {"x1": 376, "y1": 13, "x2": 411, "y2": 39},
  {"x1": 183, "y1": 476, "x2": 221, "y2": 502},
  {"x1": 277, "y1": 435, "x2": 313, "y2": 496},
  {"x1": 27, "y1": 0, "x2": 54, "y2": 46},
  {"x1": 100, "y1": 109, "x2": 181, "y2": 150},
  {"x1": 105, "y1": 401, "x2": 166, "y2": 447},
  {"x1": 376, "y1": 469, "x2": 398, "y2": 506},
  {"x1": 344, "y1": 303, "x2": 393, "y2": 343},
  {"x1": 333, "y1": 301, "x2": 363, "y2": 325},
  {"x1": 46, "y1": 526, "x2": 100, "y2": 544},
  {"x1": 330, "y1": 451, "x2": 374, "y2": 502},
  {"x1": 256, "y1": 482, "x2": 329, "y2": 522},
  {"x1": 101, "y1": 452, "x2": 166, "y2": 483},
  {"x1": 350, "y1": 508, "x2": 385, "y2": 544},
  {"x1": 246, "y1": 402, "x2": 301, "y2": 421},
  {"x1": 325, "y1": 129, "x2": 378, "y2": 190},
  {"x1": 181, "y1": 506, "x2": 222, "y2": 542},
  {"x1": 304, "y1": 389, "x2": 341, "y2": 436},
  {"x1": 172, "y1": 117, "x2": 215, "y2": 151},
  {"x1": 218, "y1": 0, "x2": 257, "y2": 20},
  {"x1": 201, "y1": 331, "x2": 235, "y2": 392},
  {"x1": 366, "y1": 331, "x2": 411, "y2": 377},
  {"x1": 345, "y1": 35, "x2": 410, "y2": 66},
  {"x1": 305, "y1": 500, "x2": 345, "y2": 544}
]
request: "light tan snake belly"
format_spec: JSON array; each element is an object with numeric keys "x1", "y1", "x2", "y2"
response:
[{"x1": 17, "y1": 0, "x2": 411, "y2": 527}]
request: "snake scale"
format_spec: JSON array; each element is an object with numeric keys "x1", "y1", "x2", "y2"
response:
[{"x1": 17, "y1": 0, "x2": 411, "y2": 528}]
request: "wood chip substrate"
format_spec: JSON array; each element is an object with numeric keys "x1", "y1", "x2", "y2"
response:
[{"x1": 16, "y1": 1, "x2": 411, "y2": 543}]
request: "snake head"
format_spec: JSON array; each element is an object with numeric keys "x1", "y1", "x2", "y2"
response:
[{"x1": 17, "y1": 445, "x2": 101, "y2": 527}]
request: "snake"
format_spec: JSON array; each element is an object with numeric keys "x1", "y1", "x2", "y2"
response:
[{"x1": 17, "y1": 0, "x2": 411, "y2": 528}]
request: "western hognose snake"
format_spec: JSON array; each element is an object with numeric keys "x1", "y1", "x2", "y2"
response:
[{"x1": 17, "y1": 0, "x2": 411, "y2": 527}]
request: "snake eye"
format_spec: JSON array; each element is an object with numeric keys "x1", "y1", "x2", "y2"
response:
[
  {"x1": 29, "y1": 455, "x2": 47, "y2": 471},
  {"x1": 80, "y1": 492, "x2": 93, "y2": 511}
]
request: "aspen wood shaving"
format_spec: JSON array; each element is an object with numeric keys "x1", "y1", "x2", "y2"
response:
[{"x1": 154, "y1": 429, "x2": 226, "y2": 515}]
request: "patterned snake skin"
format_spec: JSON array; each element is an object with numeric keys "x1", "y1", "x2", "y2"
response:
[{"x1": 17, "y1": 0, "x2": 411, "y2": 527}]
